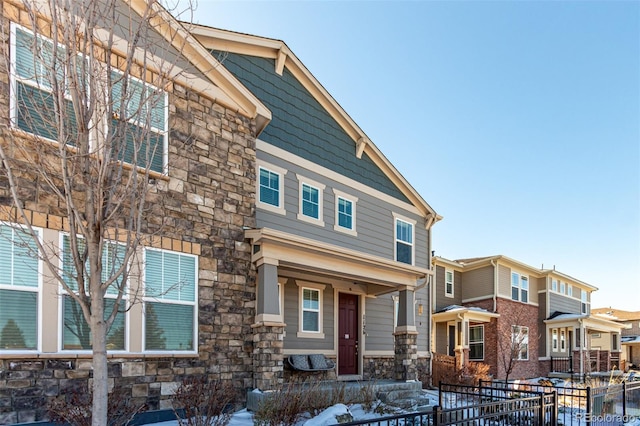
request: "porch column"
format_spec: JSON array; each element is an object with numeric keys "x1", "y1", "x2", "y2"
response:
[
  {"x1": 253, "y1": 260, "x2": 284, "y2": 390},
  {"x1": 394, "y1": 287, "x2": 418, "y2": 381}
]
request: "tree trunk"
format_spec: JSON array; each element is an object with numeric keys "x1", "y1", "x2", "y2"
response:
[{"x1": 91, "y1": 292, "x2": 109, "y2": 426}]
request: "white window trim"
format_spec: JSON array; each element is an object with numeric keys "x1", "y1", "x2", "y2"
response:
[
  {"x1": 256, "y1": 160, "x2": 287, "y2": 215},
  {"x1": 469, "y1": 324, "x2": 484, "y2": 361},
  {"x1": 445, "y1": 269, "x2": 454, "y2": 298},
  {"x1": 567, "y1": 284, "x2": 573, "y2": 298},
  {"x1": 0, "y1": 222, "x2": 43, "y2": 354},
  {"x1": 551, "y1": 279, "x2": 558, "y2": 293},
  {"x1": 552, "y1": 329, "x2": 558, "y2": 351},
  {"x1": 560, "y1": 329, "x2": 566, "y2": 351},
  {"x1": 296, "y1": 174, "x2": 325, "y2": 226},
  {"x1": 142, "y1": 247, "x2": 198, "y2": 354},
  {"x1": 512, "y1": 325, "x2": 529, "y2": 360},
  {"x1": 57, "y1": 233, "x2": 130, "y2": 353},
  {"x1": 559, "y1": 281, "x2": 566, "y2": 295},
  {"x1": 511, "y1": 271, "x2": 529, "y2": 303},
  {"x1": 393, "y1": 213, "x2": 416, "y2": 265},
  {"x1": 296, "y1": 281, "x2": 325, "y2": 339},
  {"x1": 333, "y1": 189, "x2": 357, "y2": 236}
]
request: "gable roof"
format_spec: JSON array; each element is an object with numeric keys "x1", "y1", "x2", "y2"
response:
[
  {"x1": 592, "y1": 308, "x2": 640, "y2": 321},
  {"x1": 127, "y1": 1, "x2": 270, "y2": 131},
  {"x1": 188, "y1": 25, "x2": 440, "y2": 224}
]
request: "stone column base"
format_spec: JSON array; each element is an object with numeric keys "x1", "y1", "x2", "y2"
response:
[
  {"x1": 252, "y1": 322, "x2": 285, "y2": 390},
  {"x1": 394, "y1": 331, "x2": 418, "y2": 381}
]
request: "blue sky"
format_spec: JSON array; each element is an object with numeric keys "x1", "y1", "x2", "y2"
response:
[{"x1": 188, "y1": 1, "x2": 639, "y2": 310}]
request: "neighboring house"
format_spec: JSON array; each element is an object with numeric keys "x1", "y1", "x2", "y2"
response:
[
  {"x1": 0, "y1": 0, "x2": 270, "y2": 422},
  {"x1": 592, "y1": 308, "x2": 640, "y2": 370},
  {"x1": 190, "y1": 26, "x2": 441, "y2": 390},
  {"x1": 431, "y1": 256, "x2": 625, "y2": 380}
]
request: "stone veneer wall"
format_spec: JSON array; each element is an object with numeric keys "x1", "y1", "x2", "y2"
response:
[{"x1": 0, "y1": 9, "x2": 258, "y2": 418}]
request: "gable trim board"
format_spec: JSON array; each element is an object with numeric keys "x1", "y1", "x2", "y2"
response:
[
  {"x1": 246, "y1": 227, "x2": 431, "y2": 291},
  {"x1": 190, "y1": 25, "x2": 440, "y2": 223}
]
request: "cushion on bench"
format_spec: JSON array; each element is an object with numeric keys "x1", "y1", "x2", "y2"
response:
[
  {"x1": 309, "y1": 354, "x2": 328, "y2": 370},
  {"x1": 290, "y1": 354, "x2": 311, "y2": 370}
]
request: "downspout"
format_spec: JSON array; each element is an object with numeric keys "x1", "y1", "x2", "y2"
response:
[
  {"x1": 490, "y1": 259, "x2": 498, "y2": 312},
  {"x1": 579, "y1": 318, "x2": 584, "y2": 380}
]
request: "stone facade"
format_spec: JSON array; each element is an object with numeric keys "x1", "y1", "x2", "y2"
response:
[
  {"x1": 394, "y1": 332, "x2": 418, "y2": 381},
  {"x1": 0, "y1": 8, "x2": 259, "y2": 419}
]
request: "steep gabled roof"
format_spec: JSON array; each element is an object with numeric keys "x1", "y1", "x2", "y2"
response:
[{"x1": 188, "y1": 24, "x2": 440, "y2": 223}]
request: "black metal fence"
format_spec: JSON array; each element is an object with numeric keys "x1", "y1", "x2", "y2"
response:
[{"x1": 551, "y1": 356, "x2": 574, "y2": 374}]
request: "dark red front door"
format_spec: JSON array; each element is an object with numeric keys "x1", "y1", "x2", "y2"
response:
[{"x1": 338, "y1": 293, "x2": 359, "y2": 375}]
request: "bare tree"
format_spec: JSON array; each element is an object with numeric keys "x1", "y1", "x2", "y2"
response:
[
  {"x1": 0, "y1": 0, "x2": 194, "y2": 424},
  {"x1": 495, "y1": 310, "x2": 532, "y2": 383}
]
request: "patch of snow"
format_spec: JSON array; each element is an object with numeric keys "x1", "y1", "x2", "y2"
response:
[{"x1": 303, "y1": 404, "x2": 350, "y2": 426}]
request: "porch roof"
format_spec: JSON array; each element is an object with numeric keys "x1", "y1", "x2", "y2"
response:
[
  {"x1": 245, "y1": 227, "x2": 432, "y2": 294},
  {"x1": 432, "y1": 305, "x2": 499, "y2": 323},
  {"x1": 544, "y1": 313, "x2": 629, "y2": 333}
]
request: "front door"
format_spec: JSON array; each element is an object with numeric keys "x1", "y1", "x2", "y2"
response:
[{"x1": 338, "y1": 293, "x2": 359, "y2": 375}]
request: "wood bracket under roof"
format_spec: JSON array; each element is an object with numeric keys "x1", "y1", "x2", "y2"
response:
[
  {"x1": 356, "y1": 137, "x2": 369, "y2": 159},
  {"x1": 276, "y1": 48, "x2": 287, "y2": 76}
]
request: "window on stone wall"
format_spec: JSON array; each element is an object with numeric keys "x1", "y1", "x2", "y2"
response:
[
  {"x1": 0, "y1": 223, "x2": 40, "y2": 351},
  {"x1": 144, "y1": 248, "x2": 197, "y2": 352}
]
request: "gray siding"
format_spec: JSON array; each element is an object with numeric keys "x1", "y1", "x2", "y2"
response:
[
  {"x1": 416, "y1": 285, "x2": 429, "y2": 351},
  {"x1": 216, "y1": 51, "x2": 409, "y2": 202},
  {"x1": 435, "y1": 322, "x2": 447, "y2": 354},
  {"x1": 434, "y1": 265, "x2": 462, "y2": 311},
  {"x1": 283, "y1": 280, "x2": 334, "y2": 350},
  {"x1": 365, "y1": 294, "x2": 395, "y2": 352},
  {"x1": 461, "y1": 265, "x2": 495, "y2": 300},
  {"x1": 497, "y1": 265, "x2": 511, "y2": 297},
  {"x1": 548, "y1": 292, "x2": 582, "y2": 317},
  {"x1": 257, "y1": 151, "x2": 429, "y2": 267}
]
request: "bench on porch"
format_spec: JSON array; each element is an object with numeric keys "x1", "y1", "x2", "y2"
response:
[{"x1": 287, "y1": 354, "x2": 335, "y2": 372}]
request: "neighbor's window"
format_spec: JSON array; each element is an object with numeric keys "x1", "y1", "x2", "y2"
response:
[
  {"x1": 552, "y1": 329, "x2": 558, "y2": 351},
  {"x1": 445, "y1": 270, "x2": 454, "y2": 298},
  {"x1": 511, "y1": 272, "x2": 528, "y2": 303},
  {"x1": 469, "y1": 325, "x2": 484, "y2": 361},
  {"x1": 512, "y1": 326, "x2": 529, "y2": 360},
  {"x1": 560, "y1": 329, "x2": 566, "y2": 351},
  {"x1": 567, "y1": 285, "x2": 573, "y2": 298},
  {"x1": 560, "y1": 281, "x2": 565, "y2": 294},
  {"x1": 394, "y1": 215, "x2": 414, "y2": 265},
  {"x1": 581, "y1": 290, "x2": 588, "y2": 314},
  {"x1": 612, "y1": 334, "x2": 620, "y2": 351},
  {"x1": 144, "y1": 248, "x2": 197, "y2": 351},
  {"x1": 551, "y1": 279, "x2": 558, "y2": 292},
  {"x1": 61, "y1": 235, "x2": 126, "y2": 351},
  {"x1": 0, "y1": 224, "x2": 39, "y2": 351},
  {"x1": 111, "y1": 71, "x2": 168, "y2": 174}
]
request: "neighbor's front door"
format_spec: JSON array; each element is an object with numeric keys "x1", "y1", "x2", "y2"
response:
[{"x1": 338, "y1": 293, "x2": 359, "y2": 375}]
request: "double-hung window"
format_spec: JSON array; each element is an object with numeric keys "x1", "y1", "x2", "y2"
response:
[
  {"x1": 551, "y1": 279, "x2": 558, "y2": 292},
  {"x1": 297, "y1": 282, "x2": 324, "y2": 338},
  {"x1": 297, "y1": 175, "x2": 325, "y2": 225},
  {"x1": 11, "y1": 25, "x2": 77, "y2": 141},
  {"x1": 511, "y1": 272, "x2": 528, "y2": 303},
  {"x1": 61, "y1": 235, "x2": 127, "y2": 351},
  {"x1": 144, "y1": 248, "x2": 197, "y2": 351},
  {"x1": 445, "y1": 270, "x2": 454, "y2": 298},
  {"x1": 333, "y1": 190, "x2": 357, "y2": 235},
  {"x1": 257, "y1": 161, "x2": 286, "y2": 214},
  {"x1": 469, "y1": 325, "x2": 484, "y2": 360},
  {"x1": 394, "y1": 214, "x2": 415, "y2": 265},
  {"x1": 111, "y1": 72, "x2": 168, "y2": 174},
  {"x1": 512, "y1": 325, "x2": 529, "y2": 360},
  {"x1": 0, "y1": 224, "x2": 39, "y2": 351}
]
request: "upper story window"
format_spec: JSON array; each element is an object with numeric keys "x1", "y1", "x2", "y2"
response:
[
  {"x1": 581, "y1": 289, "x2": 588, "y2": 314},
  {"x1": 296, "y1": 175, "x2": 325, "y2": 225},
  {"x1": 257, "y1": 161, "x2": 286, "y2": 215},
  {"x1": 111, "y1": 71, "x2": 168, "y2": 174},
  {"x1": 61, "y1": 235, "x2": 127, "y2": 351},
  {"x1": 612, "y1": 334, "x2": 620, "y2": 351},
  {"x1": 511, "y1": 272, "x2": 529, "y2": 303},
  {"x1": 567, "y1": 285, "x2": 573, "y2": 298},
  {"x1": 560, "y1": 281, "x2": 566, "y2": 294},
  {"x1": 144, "y1": 248, "x2": 197, "y2": 352},
  {"x1": 445, "y1": 270, "x2": 454, "y2": 298},
  {"x1": 0, "y1": 224, "x2": 40, "y2": 352},
  {"x1": 551, "y1": 279, "x2": 558, "y2": 292},
  {"x1": 394, "y1": 214, "x2": 415, "y2": 265},
  {"x1": 333, "y1": 189, "x2": 357, "y2": 236},
  {"x1": 11, "y1": 24, "x2": 168, "y2": 173}
]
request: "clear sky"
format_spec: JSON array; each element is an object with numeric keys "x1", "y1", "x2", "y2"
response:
[{"x1": 185, "y1": 0, "x2": 639, "y2": 311}]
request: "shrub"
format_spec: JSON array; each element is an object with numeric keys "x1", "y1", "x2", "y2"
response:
[
  {"x1": 172, "y1": 376, "x2": 237, "y2": 426},
  {"x1": 48, "y1": 386, "x2": 145, "y2": 426}
]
